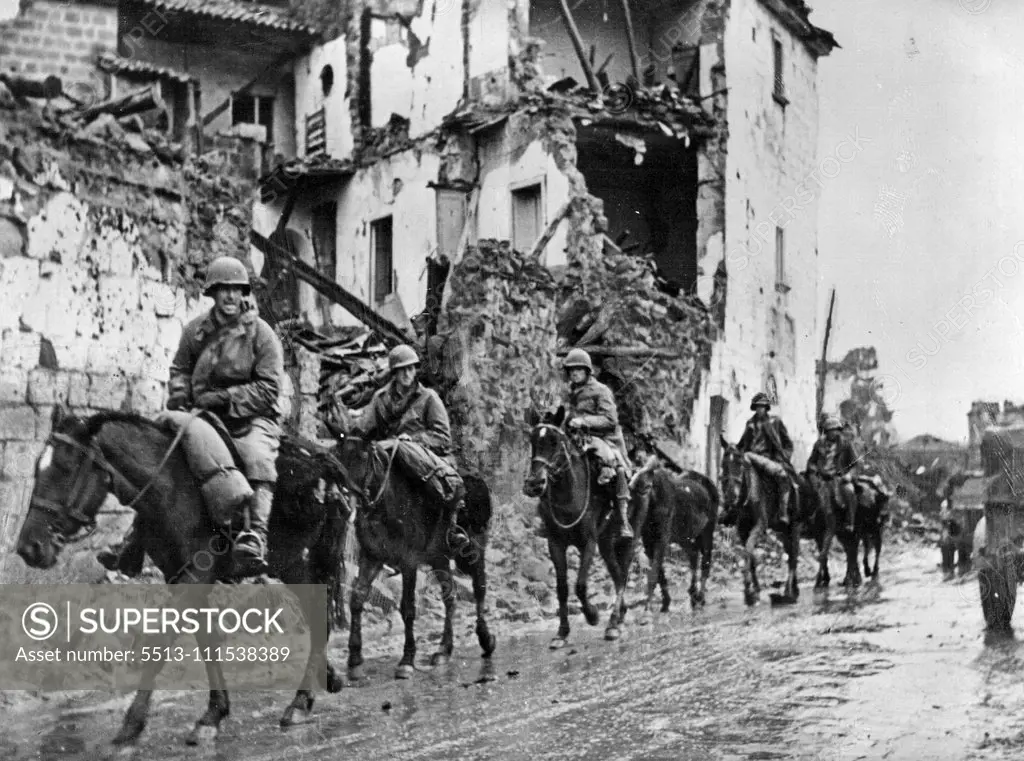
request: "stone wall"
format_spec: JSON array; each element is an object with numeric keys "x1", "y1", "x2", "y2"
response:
[
  {"x1": 0, "y1": 96, "x2": 256, "y2": 581},
  {"x1": 0, "y1": 0, "x2": 116, "y2": 86}
]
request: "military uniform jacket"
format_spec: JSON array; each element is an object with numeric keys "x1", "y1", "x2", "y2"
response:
[
  {"x1": 806, "y1": 437, "x2": 858, "y2": 478},
  {"x1": 737, "y1": 415, "x2": 794, "y2": 465},
  {"x1": 563, "y1": 377, "x2": 628, "y2": 454},
  {"x1": 358, "y1": 381, "x2": 453, "y2": 456},
  {"x1": 168, "y1": 308, "x2": 283, "y2": 423}
]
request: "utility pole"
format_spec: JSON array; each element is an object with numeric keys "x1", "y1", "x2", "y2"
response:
[{"x1": 816, "y1": 288, "x2": 837, "y2": 424}]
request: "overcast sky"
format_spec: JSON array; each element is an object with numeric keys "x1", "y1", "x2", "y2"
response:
[{"x1": 811, "y1": 0, "x2": 1024, "y2": 444}]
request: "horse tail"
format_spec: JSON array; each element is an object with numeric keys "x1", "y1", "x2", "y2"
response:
[{"x1": 461, "y1": 473, "x2": 493, "y2": 535}]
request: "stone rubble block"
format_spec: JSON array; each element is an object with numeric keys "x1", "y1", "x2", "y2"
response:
[
  {"x1": 297, "y1": 348, "x2": 320, "y2": 394},
  {"x1": 68, "y1": 372, "x2": 90, "y2": 408},
  {"x1": 88, "y1": 373, "x2": 129, "y2": 410},
  {"x1": 156, "y1": 316, "x2": 183, "y2": 355},
  {"x1": 0, "y1": 367, "x2": 29, "y2": 404},
  {"x1": 25, "y1": 191, "x2": 88, "y2": 262},
  {"x1": 23, "y1": 263, "x2": 97, "y2": 342},
  {"x1": 0, "y1": 216, "x2": 26, "y2": 258},
  {"x1": 27, "y1": 369, "x2": 72, "y2": 406},
  {"x1": 130, "y1": 377, "x2": 164, "y2": 416},
  {"x1": 0, "y1": 257, "x2": 41, "y2": 333},
  {"x1": 49, "y1": 338, "x2": 90, "y2": 373},
  {"x1": 0, "y1": 405, "x2": 38, "y2": 441},
  {"x1": 2, "y1": 440, "x2": 41, "y2": 480},
  {"x1": 1, "y1": 330, "x2": 40, "y2": 369}
]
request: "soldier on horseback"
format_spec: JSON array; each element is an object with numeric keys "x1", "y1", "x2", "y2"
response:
[
  {"x1": 807, "y1": 415, "x2": 859, "y2": 533},
  {"x1": 98, "y1": 256, "x2": 283, "y2": 578},
  {"x1": 354, "y1": 344, "x2": 470, "y2": 551},
  {"x1": 736, "y1": 392, "x2": 796, "y2": 528},
  {"x1": 561, "y1": 348, "x2": 634, "y2": 539}
]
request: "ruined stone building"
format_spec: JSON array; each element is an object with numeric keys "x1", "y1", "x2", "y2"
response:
[
  {"x1": 967, "y1": 400, "x2": 1024, "y2": 470},
  {"x1": 252, "y1": 0, "x2": 836, "y2": 487}
]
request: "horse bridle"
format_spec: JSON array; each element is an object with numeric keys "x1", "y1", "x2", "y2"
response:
[
  {"x1": 529, "y1": 424, "x2": 592, "y2": 530},
  {"x1": 30, "y1": 416, "x2": 195, "y2": 542},
  {"x1": 719, "y1": 449, "x2": 747, "y2": 508},
  {"x1": 29, "y1": 432, "x2": 118, "y2": 540}
]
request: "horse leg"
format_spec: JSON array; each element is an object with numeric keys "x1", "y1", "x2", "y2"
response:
[
  {"x1": 688, "y1": 542, "x2": 700, "y2": 609},
  {"x1": 280, "y1": 576, "x2": 334, "y2": 728},
  {"x1": 598, "y1": 534, "x2": 625, "y2": 641},
  {"x1": 576, "y1": 538, "x2": 600, "y2": 627},
  {"x1": 698, "y1": 530, "x2": 713, "y2": 607},
  {"x1": 396, "y1": 566, "x2": 418, "y2": 679},
  {"x1": 466, "y1": 545, "x2": 496, "y2": 658},
  {"x1": 741, "y1": 522, "x2": 763, "y2": 606},
  {"x1": 839, "y1": 533, "x2": 861, "y2": 588},
  {"x1": 430, "y1": 558, "x2": 456, "y2": 667},
  {"x1": 871, "y1": 529, "x2": 882, "y2": 579},
  {"x1": 347, "y1": 556, "x2": 384, "y2": 681},
  {"x1": 185, "y1": 627, "x2": 230, "y2": 745},
  {"x1": 549, "y1": 538, "x2": 571, "y2": 649},
  {"x1": 784, "y1": 524, "x2": 800, "y2": 600},
  {"x1": 642, "y1": 535, "x2": 667, "y2": 620}
]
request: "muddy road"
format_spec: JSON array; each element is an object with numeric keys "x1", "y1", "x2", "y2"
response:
[{"x1": 5, "y1": 543, "x2": 1024, "y2": 760}]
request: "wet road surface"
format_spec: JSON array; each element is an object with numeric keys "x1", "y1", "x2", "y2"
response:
[{"x1": 5, "y1": 543, "x2": 1024, "y2": 760}]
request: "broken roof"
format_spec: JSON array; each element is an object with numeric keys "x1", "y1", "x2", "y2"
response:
[
  {"x1": 127, "y1": 0, "x2": 319, "y2": 35},
  {"x1": 97, "y1": 52, "x2": 193, "y2": 84},
  {"x1": 259, "y1": 156, "x2": 356, "y2": 200},
  {"x1": 765, "y1": 0, "x2": 839, "y2": 57}
]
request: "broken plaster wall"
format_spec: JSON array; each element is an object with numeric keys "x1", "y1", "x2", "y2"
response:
[
  {"x1": 0, "y1": 101, "x2": 259, "y2": 582},
  {"x1": 475, "y1": 112, "x2": 571, "y2": 266},
  {"x1": 701, "y1": 0, "x2": 822, "y2": 468},
  {"x1": 294, "y1": 36, "x2": 353, "y2": 159}
]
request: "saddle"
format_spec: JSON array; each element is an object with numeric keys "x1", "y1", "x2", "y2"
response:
[
  {"x1": 371, "y1": 439, "x2": 462, "y2": 506},
  {"x1": 154, "y1": 410, "x2": 252, "y2": 525}
]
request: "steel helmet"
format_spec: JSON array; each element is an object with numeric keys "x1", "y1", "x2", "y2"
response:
[
  {"x1": 822, "y1": 415, "x2": 843, "y2": 432},
  {"x1": 750, "y1": 392, "x2": 771, "y2": 411},
  {"x1": 388, "y1": 344, "x2": 420, "y2": 371},
  {"x1": 203, "y1": 256, "x2": 251, "y2": 296},
  {"x1": 562, "y1": 348, "x2": 594, "y2": 373}
]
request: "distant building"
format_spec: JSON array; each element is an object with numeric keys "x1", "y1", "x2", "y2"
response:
[{"x1": 967, "y1": 400, "x2": 1024, "y2": 469}]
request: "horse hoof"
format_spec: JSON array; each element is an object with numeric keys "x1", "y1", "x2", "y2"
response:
[
  {"x1": 347, "y1": 664, "x2": 365, "y2": 682},
  {"x1": 583, "y1": 608, "x2": 600, "y2": 627},
  {"x1": 744, "y1": 591, "x2": 759, "y2": 607},
  {"x1": 395, "y1": 664, "x2": 415, "y2": 680},
  {"x1": 186, "y1": 724, "x2": 218, "y2": 746},
  {"x1": 549, "y1": 637, "x2": 567, "y2": 650},
  {"x1": 280, "y1": 707, "x2": 312, "y2": 728},
  {"x1": 430, "y1": 652, "x2": 450, "y2": 667},
  {"x1": 325, "y1": 666, "x2": 344, "y2": 694},
  {"x1": 605, "y1": 627, "x2": 621, "y2": 641},
  {"x1": 480, "y1": 633, "x2": 497, "y2": 657}
]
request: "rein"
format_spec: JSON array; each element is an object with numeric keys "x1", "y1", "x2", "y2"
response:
[{"x1": 532, "y1": 424, "x2": 593, "y2": 531}]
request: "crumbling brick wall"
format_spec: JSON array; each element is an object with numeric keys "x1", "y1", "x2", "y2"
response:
[
  {"x1": 0, "y1": 0, "x2": 116, "y2": 87},
  {"x1": 0, "y1": 94, "x2": 256, "y2": 581}
]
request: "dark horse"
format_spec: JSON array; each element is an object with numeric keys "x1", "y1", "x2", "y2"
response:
[
  {"x1": 16, "y1": 405, "x2": 349, "y2": 749},
  {"x1": 719, "y1": 437, "x2": 811, "y2": 605},
  {"x1": 633, "y1": 461, "x2": 720, "y2": 615},
  {"x1": 331, "y1": 431, "x2": 496, "y2": 681},
  {"x1": 523, "y1": 409, "x2": 648, "y2": 647},
  {"x1": 837, "y1": 479, "x2": 890, "y2": 587}
]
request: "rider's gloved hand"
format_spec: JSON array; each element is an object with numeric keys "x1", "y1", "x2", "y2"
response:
[{"x1": 194, "y1": 390, "x2": 230, "y2": 413}]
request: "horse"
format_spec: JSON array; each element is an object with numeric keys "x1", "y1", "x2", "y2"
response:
[
  {"x1": 16, "y1": 404, "x2": 350, "y2": 749},
  {"x1": 330, "y1": 430, "x2": 496, "y2": 682},
  {"x1": 801, "y1": 472, "x2": 838, "y2": 589},
  {"x1": 718, "y1": 437, "x2": 810, "y2": 605},
  {"x1": 523, "y1": 408, "x2": 648, "y2": 647},
  {"x1": 634, "y1": 463, "x2": 719, "y2": 615},
  {"x1": 837, "y1": 479, "x2": 890, "y2": 587}
]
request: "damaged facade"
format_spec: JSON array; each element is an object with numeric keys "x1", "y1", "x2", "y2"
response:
[{"x1": 254, "y1": 0, "x2": 836, "y2": 496}]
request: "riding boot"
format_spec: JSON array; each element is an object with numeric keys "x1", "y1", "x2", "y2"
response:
[
  {"x1": 843, "y1": 484, "x2": 857, "y2": 533},
  {"x1": 615, "y1": 468, "x2": 633, "y2": 539},
  {"x1": 97, "y1": 522, "x2": 145, "y2": 578},
  {"x1": 233, "y1": 482, "x2": 272, "y2": 578},
  {"x1": 447, "y1": 498, "x2": 471, "y2": 551},
  {"x1": 776, "y1": 483, "x2": 791, "y2": 527}
]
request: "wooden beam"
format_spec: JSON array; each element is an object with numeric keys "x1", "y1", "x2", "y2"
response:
[
  {"x1": 618, "y1": 0, "x2": 642, "y2": 83},
  {"x1": 274, "y1": 179, "x2": 304, "y2": 236},
  {"x1": 527, "y1": 200, "x2": 571, "y2": 260},
  {"x1": 250, "y1": 229, "x2": 414, "y2": 348},
  {"x1": 79, "y1": 85, "x2": 164, "y2": 121},
  {"x1": 816, "y1": 288, "x2": 837, "y2": 423},
  {"x1": 556, "y1": 0, "x2": 601, "y2": 93},
  {"x1": 0, "y1": 73, "x2": 62, "y2": 99}
]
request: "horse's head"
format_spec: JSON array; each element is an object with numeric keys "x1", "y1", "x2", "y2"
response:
[
  {"x1": 18, "y1": 404, "x2": 114, "y2": 569},
  {"x1": 523, "y1": 407, "x2": 570, "y2": 498},
  {"x1": 718, "y1": 435, "x2": 746, "y2": 511}
]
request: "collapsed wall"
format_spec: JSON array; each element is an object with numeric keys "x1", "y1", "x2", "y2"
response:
[{"x1": 0, "y1": 89, "x2": 263, "y2": 581}]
